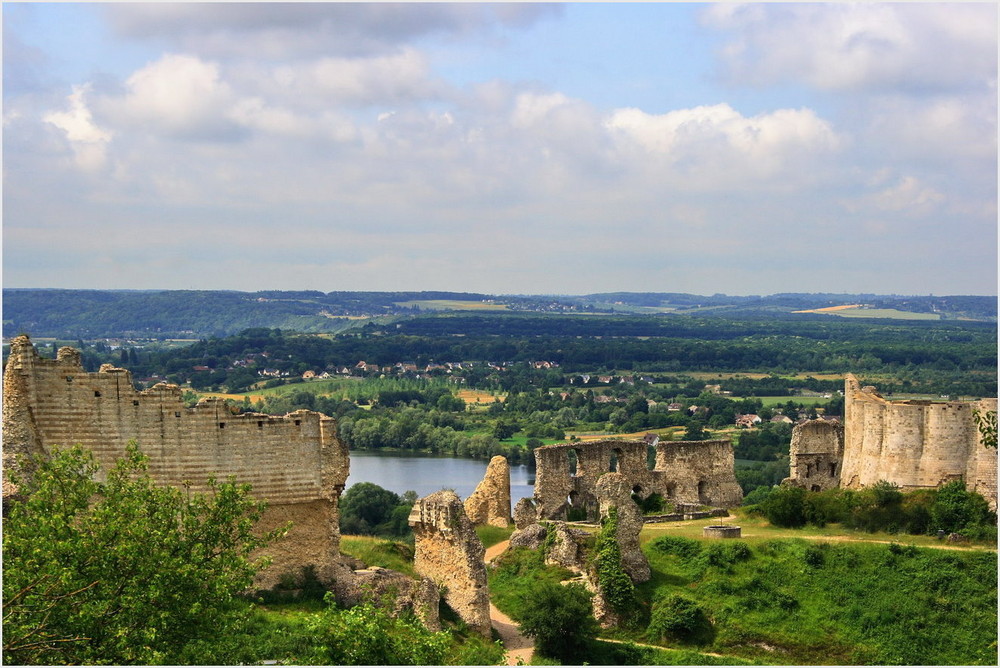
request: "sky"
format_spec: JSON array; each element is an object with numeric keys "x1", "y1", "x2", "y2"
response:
[{"x1": 3, "y1": 2, "x2": 997, "y2": 296}]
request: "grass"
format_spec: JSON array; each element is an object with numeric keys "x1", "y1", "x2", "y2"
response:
[
  {"x1": 639, "y1": 511, "x2": 997, "y2": 552},
  {"x1": 634, "y1": 534, "x2": 996, "y2": 665},
  {"x1": 339, "y1": 535, "x2": 416, "y2": 577},
  {"x1": 476, "y1": 524, "x2": 515, "y2": 549}
]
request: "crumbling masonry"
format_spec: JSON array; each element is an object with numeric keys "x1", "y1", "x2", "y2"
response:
[
  {"x1": 532, "y1": 438, "x2": 743, "y2": 521},
  {"x1": 784, "y1": 375, "x2": 997, "y2": 510},
  {"x1": 408, "y1": 490, "x2": 492, "y2": 637},
  {"x1": 2, "y1": 336, "x2": 349, "y2": 589}
]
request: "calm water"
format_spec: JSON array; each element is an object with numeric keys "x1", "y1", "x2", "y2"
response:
[{"x1": 346, "y1": 450, "x2": 535, "y2": 513}]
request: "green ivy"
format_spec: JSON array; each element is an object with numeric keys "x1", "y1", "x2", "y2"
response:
[{"x1": 594, "y1": 506, "x2": 636, "y2": 616}]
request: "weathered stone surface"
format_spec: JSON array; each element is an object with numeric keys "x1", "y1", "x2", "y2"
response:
[
  {"x1": 408, "y1": 490, "x2": 491, "y2": 637},
  {"x1": 1, "y1": 336, "x2": 350, "y2": 589},
  {"x1": 339, "y1": 567, "x2": 441, "y2": 631},
  {"x1": 783, "y1": 419, "x2": 845, "y2": 492},
  {"x1": 544, "y1": 521, "x2": 589, "y2": 570},
  {"x1": 786, "y1": 375, "x2": 997, "y2": 511},
  {"x1": 532, "y1": 438, "x2": 743, "y2": 522},
  {"x1": 596, "y1": 472, "x2": 650, "y2": 583},
  {"x1": 513, "y1": 496, "x2": 538, "y2": 529},
  {"x1": 509, "y1": 522, "x2": 548, "y2": 550},
  {"x1": 464, "y1": 455, "x2": 511, "y2": 527}
]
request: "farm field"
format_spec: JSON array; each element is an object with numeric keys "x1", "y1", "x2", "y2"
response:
[
  {"x1": 793, "y1": 304, "x2": 941, "y2": 320},
  {"x1": 393, "y1": 299, "x2": 509, "y2": 311}
]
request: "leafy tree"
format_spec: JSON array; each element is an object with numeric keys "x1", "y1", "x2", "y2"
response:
[
  {"x1": 338, "y1": 482, "x2": 412, "y2": 537},
  {"x1": 2, "y1": 443, "x2": 280, "y2": 666},
  {"x1": 647, "y1": 593, "x2": 710, "y2": 643},
  {"x1": 761, "y1": 484, "x2": 807, "y2": 528},
  {"x1": 930, "y1": 479, "x2": 997, "y2": 539},
  {"x1": 515, "y1": 580, "x2": 598, "y2": 663}
]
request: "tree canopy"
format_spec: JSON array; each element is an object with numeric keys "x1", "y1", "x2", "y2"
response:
[{"x1": 2, "y1": 443, "x2": 283, "y2": 665}]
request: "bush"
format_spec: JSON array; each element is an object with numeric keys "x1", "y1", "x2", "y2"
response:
[
  {"x1": 930, "y1": 480, "x2": 997, "y2": 538},
  {"x1": 515, "y1": 581, "x2": 599, "y2": 663},
  {"x1": 650, "y1": 535, "x2": 703, "y2": 560},
  {"x1": 647, "y1": 593, "x2": 710, "y2": 643},
  {"x1": 761, "y1": 484, "x2": 807, "y2": 528}
]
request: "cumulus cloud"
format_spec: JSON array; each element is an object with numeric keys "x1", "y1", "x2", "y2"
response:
[
  {"x1": 604, "y1": 103, "x2": 841, "y2": 188},
  {"x1": 43, "y1": 85, "x2": 112, "y2": 171},
  {"x1": 106, "y1": 54, "x2": 243, "y2": 141},
  {"x1": 704, "y1": 3, "x2": 997, "y2": 93}
]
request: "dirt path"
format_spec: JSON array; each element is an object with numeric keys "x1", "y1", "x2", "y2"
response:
[{"x1": 484, "y1": 539, "x2": 534, "y2": 665}]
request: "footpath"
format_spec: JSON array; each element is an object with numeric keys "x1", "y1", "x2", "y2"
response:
[{"x1": 484, "y1": 540, "x2": 534, "y2": 666}]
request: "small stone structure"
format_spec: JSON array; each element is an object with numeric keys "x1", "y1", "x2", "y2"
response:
[
  {"x1": 544, "y1": 521, "x2": 590, "y2": 570},
  {"x1": 782, "y1": 419, "x2": 845, "y2": 492},
  {"x1": 785, "y1": 375, "x2": 997, "y2": 510},
  {"x1": 464, "y1": 455, "x2": 511, "y2": 527},
  {"x1": 512, "y1": 497, "x2": 537, "y2": 530},
  {"x1": 532, "y1": 438, "x2": 743, "y2": 522},
  {"x1": 408, "y1": 490, "x2": 491, "y2": 637},
  {"x1": 2, "y1": 336, "x2": 349, "y2": 589},
  {"x1": 341, "y1": 567, "x2": 441, "y2": 631},
  {"x1": 703, "y1": 525, "x2": 742, "y2": 539}
]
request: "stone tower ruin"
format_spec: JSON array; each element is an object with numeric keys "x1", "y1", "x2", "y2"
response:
[{"x1": 2, "y1": 335, "x2": 350, "y2": 588}]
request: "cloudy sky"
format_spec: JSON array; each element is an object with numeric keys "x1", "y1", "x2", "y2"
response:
[{"x1": 3, "y1": 2, "x2": 996, "y2": 295}]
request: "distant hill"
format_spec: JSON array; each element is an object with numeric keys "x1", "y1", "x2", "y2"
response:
[{"x1": 2, "y1": 289, "x2": 995, "y2": 340}]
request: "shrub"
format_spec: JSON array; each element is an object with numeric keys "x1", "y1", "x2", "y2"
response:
[
  {"x1": 930, "y1": 480, "x2": 997, "y2": 538},
  {"x1": 761, "y1": 484, "x2": 807, "y2": 528},
  {"x1": 650, "y1": 535, "x2": 703, "y2": 560},
  {"x1": 647, "y1": 593, "x2": 710, "y2": 643},
  {"x1": 515, "y1": 581, "x2": 598, "y2": 663}
]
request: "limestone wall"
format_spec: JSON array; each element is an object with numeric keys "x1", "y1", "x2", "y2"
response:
[
  {"x1": 654, "y1": 439, "x2": 744, "y2": 508},
  {"x1": 408, "y1": 490, "x2": 491, "y2": 636},
  {"x1": 533, "y1": 438, "x2": 742, "y2": 521},
  {"x1": 784, "y1": 419, "x2": 844, "y2": 492},
  {"x1": 463, "y1": 455, "x2": 511, "y2": 527},
  {"x1": 2, "y1": 336, "x2": 349, "y2": 587},
  {"x1": 840, "y1": 374, "x2": 996, "y2": 508}
]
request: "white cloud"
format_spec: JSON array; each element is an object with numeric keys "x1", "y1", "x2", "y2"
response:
[
  {"x1": 109, "y1": 54, "x2": 242, "y2": 140},
  {"x1": 604, "y1": 103, "x2": 840, "y2": 186},
  {"x1": 704, "y1": 3, "x2": 997, "y2": 93},
  {"x1": 43, "y1": 84, "x2": 112, "y2": 171}
]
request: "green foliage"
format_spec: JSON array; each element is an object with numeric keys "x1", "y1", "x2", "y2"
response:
[
  {"x1": 974, "y1": 408, "x2": 997, "y2": 448},
  {"x1": 339, "y1": 482, "x2": 413, "y2": 537},
  {"x1": 514, "y1": 581, "x2": 599, "y2": 664},
  {"x1": 930, "y1": 479, "x2": 997, "y2": 539},
  {"x1": 760, "y1": 484, "x2": 808, "y2": 528},
  {"x1": 650, "y1": 534, "x2": 703, "y2": 560},
  {"x1": 647, "y1": 593, "x2": 711, "y2": 643},
  {"x1": 487, "y1": 546, "x2": 575, "y2": 620},
  {"x1": 640, "y1": 537, "x2": 997, "y2": 665},
  {"x1": 300, "y1": 595, "x2": 451, "y2": 665},
  {"x1": 2, "y1": 443, "x2": 280, "y2": 666},
  {"x1": 594, "y1": 507, "x2": 638, "y2": 617}
]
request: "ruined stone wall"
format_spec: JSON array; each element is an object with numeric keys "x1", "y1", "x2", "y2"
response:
[
  {"x1": 533, "y1": 440, "x2": 653, "y2": 521},
  {"x1": 654, "y1": 439, "x2": 744, "y2": 507},
  {"x1": 784, "y1": 419, "x2": 845, "y2": 492},
  {"x1": 463, "y1": 455, "x2": 511, "y2": 527},
  {"x1": 408, "y1": 490, "x2": 491, "y2": 636},
  {"x1": 840, "y1": 374, "x2": 997, "y2": 509},
  {"x1": 533, "y1": 438, "x2": 742, "y2": 521},
  {"x1": 2, "y1": 336, "x2": 349, "y2": 587}
]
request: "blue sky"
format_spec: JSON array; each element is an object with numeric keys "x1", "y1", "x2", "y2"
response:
[{"x1": 3, "y1": 2, "x2": 996, "y2": 295}]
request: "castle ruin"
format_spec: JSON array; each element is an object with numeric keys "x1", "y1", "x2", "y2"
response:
[
  {"x1": 785, "y1": 375, "x2": 997, "y2": 509},
  {"x1": 531, "y1": 438, "x2": 743, "y2": 522},
  {"x1": 2, "y1": 336, "x2": 350, "y2": 589}
]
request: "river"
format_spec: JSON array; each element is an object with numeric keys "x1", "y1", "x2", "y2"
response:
[{"x1": 346, "y1": 449, "x2": 535, "y2": 512}]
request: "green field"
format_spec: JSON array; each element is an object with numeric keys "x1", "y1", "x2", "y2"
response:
[{"x1": 393, "y1": 299, "x2": 509, "y2": 311}]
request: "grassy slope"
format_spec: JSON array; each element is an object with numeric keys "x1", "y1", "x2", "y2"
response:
[{"x1": 489, "y1": 515, "x2": 997, "y2": 666}]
